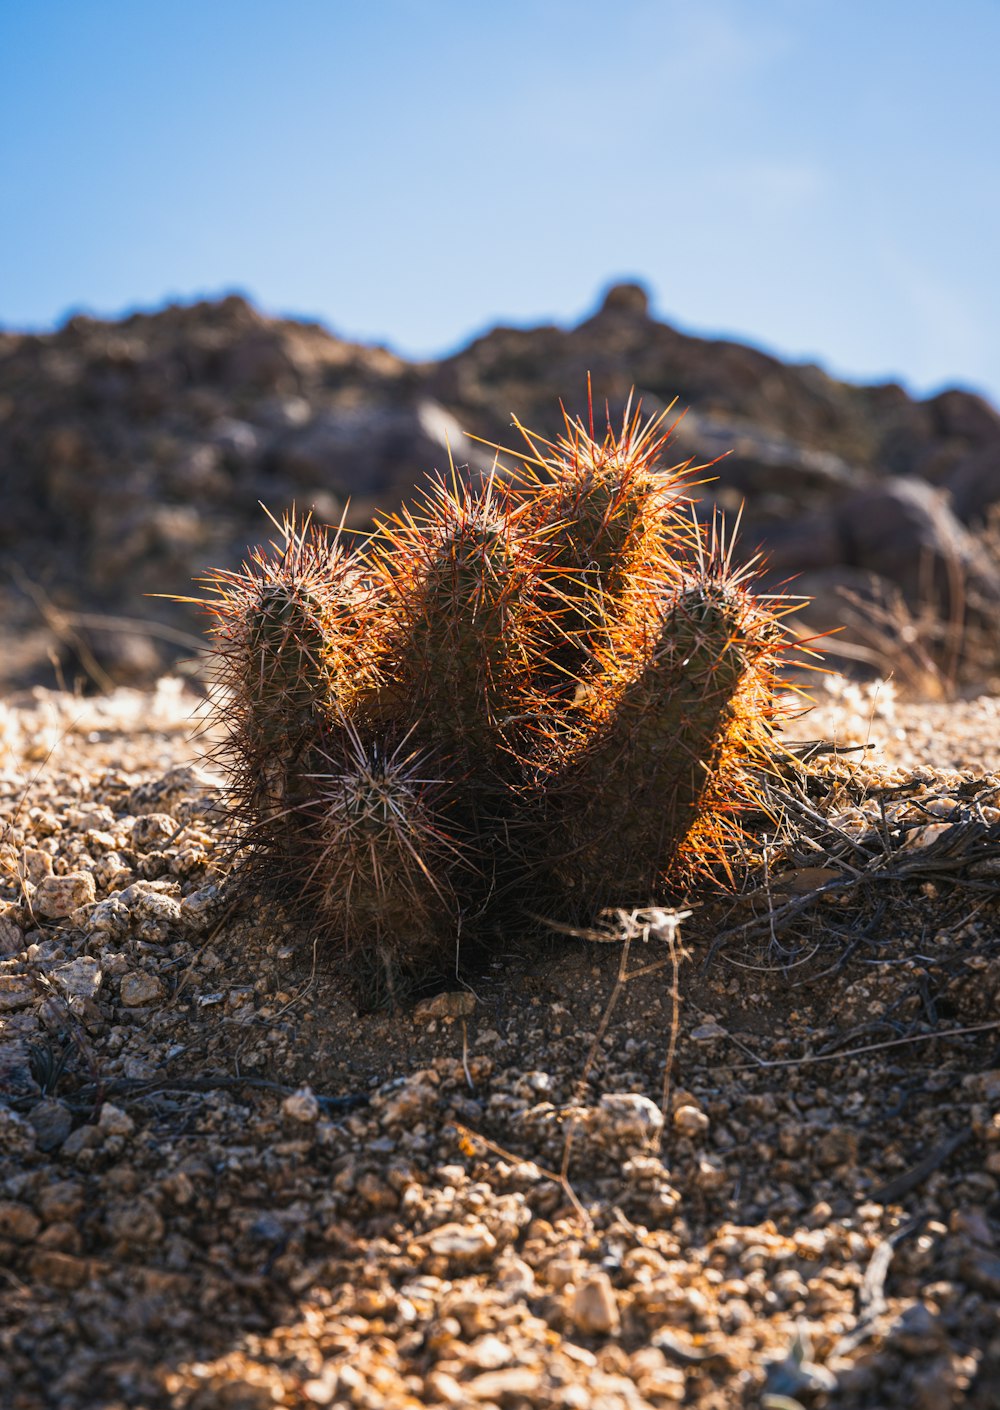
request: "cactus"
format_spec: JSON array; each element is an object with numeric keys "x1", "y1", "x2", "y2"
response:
[
  {"x1": 500, "y1": 392, "x2": 700, "y2": 693},
  {"x1": 362, "y1": 472, "x2": 539, "y2": 782},
  {"x1": 193, "y1": 511, "x2": 374, "y2": 867},
  {"x1": 526, "y1": 522, "x2": 793, "y2": 918},
  {"x1": 306, "y1": 723, "x2": 466, "y2": 1008},
  {"x1": 197, "y1": 396, "x2": 807, "y2": 1006}
]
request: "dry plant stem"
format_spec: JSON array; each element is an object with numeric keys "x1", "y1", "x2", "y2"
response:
[
  {"x1": 834, "y1": 534, "x2": 975, "y2": 699},
  {"x1": 708, "y1": 772, "x2": 1000, "y2": 964},
  {"x1": 452, "y1": 1121, "x2": 591, "y2": 1228},
  {"x1": 870, "y1": 1129, "x2": 973, "y2": 1204},
  {"x1": 559, "y1": 908, "x2": 689, "y2": 1180},
  {"x1": 718, "y1": 1018, "x2": 1000, "y2": 1073},
  {"x1": 65, "y1": 1074, "x2": 369, "y2": 1113},
  {"x1": 656, "y1": 917, "x2": 683, "y2": 1155},
  {"x1": 828, "y1": 1226, "x2": 913, "y2": 1359},
  {"x1": 10, "y1": 562, "x2": 117, "y2": 692}
]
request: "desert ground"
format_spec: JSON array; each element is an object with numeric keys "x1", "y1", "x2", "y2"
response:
[
  {"x1": 2, "y1": 288, "x2": 1000, "y2": 1409},
  {"x1": 1, "y1": 671, "x2": 998, "y2": 1410}
]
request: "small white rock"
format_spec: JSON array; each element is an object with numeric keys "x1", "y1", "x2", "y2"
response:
[
  {"x1": 131, "y1": 813, "x2": 177, "y2": 849},
  {"x1": 98, "y1": 1103, "x2": 135, "y2": 1136},
  {"x1": 690, "y1": 1021, "x2": 727, "y2": 1042},
  {"x1": 593, "y1": 1093, "x2": 664, "y2": 1150},
  {"x1": 119, "y1": 970, "x2": 165, "y2": 1007},
  {"x1": 569, "y1": 1270, "x2": 621, "y2": 1336},
  {"x1": 34, "y1": 872, "x2": 96, "y2": 920},
  {"x1": 282, "y1": 1086, "x2": 320, "y2": 1124},
  {"x1": 422, "y1": 1221, "x2": 497, "y2": 1263},
  {"x1": 52, "y1": 956, "x2": 102, "y2": 1001},
  {"x1": 673, "y1": 1103, "x2": 710, "y2": 1136},
  {"x1": 695, "y1": 1156, "x2": 729, "y2": 1190},
  {"x1": 84, "y1": 897, "x2": 130, "y2": 939}
]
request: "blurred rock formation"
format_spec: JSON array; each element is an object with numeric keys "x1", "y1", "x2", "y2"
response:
[{"x1": 2, "y1": 284, "x2": 998, "y2": 692}]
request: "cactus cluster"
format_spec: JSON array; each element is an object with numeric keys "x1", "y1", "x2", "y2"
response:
[{"x1": 197, "y1": 396, "x2": 805, "y2": 1006}]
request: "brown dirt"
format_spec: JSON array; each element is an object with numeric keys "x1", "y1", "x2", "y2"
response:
[{"x1": 1, "y1": 678, "x2": 998, "y2": 1409}]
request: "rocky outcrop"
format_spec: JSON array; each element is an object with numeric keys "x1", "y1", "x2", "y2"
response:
[{"x1": 1, "y1": 284, "x2": 998, "y2": 690}]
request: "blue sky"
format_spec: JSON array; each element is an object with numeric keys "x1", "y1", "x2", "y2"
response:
[{"x1": 3, "y1": 0, "x2": 999, "y2": 405}]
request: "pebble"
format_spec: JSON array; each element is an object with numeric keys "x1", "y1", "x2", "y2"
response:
[
  {"x1": 33, "y1": 871, "x2": 96, "y2": 919},
  {"x1": 0, "y1": 1201, "x2": 42, "y2": 1242},
  {"x1": 412, "y1": 990, "x2": 476, "y2": 1021},
  {"x1": 119, "y1": 970, "x2": 165, "y2": 1006},
  {"x1": 28, "y1": 1250, "x2": 89, "y2": 1289},
  {"x1": 27, "y1": 1098, "x2": 73, "y2": 1152},
  {"x1": 569, "y1": 1270, "x2": 621, "y2": 1336},
  {"x1": 375, "y1": 1072, "x2": 439, "y2": 1127},
  {"x1": 466, "y1": 1333, "x2": 510, "y2": 1369},
  {"x1": 963, "y1": 1069, "x2": 1000, "y2": 1103},
  {"x1": 282, "y1": 1086, "x2": 320, "y2": 1124},
  {"x1": 592, "y1": 1093, "x2": 664, "y2": 1151},
  {"x1": 122, "y1": 883, "x2": 182, "y2": 939},
  {"x1": 51, "y1": 955, "x2": 102, "y2": 1000},
  {"x1": 690, "y1": 1021, "x2": 727, "y2": 1042},
  {"x1": 424, "y1": 1370, "x2": 465, "y2": 1405},
  {"x1": 673, "y1": 1103, "x2": 710, "y2": 1135},
  {"x1": 695, "y1": 1157, "x2": 729, "y2": 1190},
  {"x1": 816, "y1": 1125, "x2": 858, "y2": 1167},
  {"x1": 466, "y1": 1367, "x2": 538, "y2": 1401},
  {"x1": 889, "y1": 1302, "x2": 945, "y2": 1354},
  {"x1": 36, "y1": 1181, "x2": 86, "y2": 1223},
  {"x1": 131, "y1": 813, "x2": 177, "y2": 849},
  {"x1": 98, "y1": 1103, "x2": 135, "y2": 1137},
  {"x1": 21, "y1": 847, "x2": 53, "y2": 885},
  {"x1": 0, "y1": 1107, "x2": 37, "y2": 1159},
  {"x1": 421, "y1": 1221, "x2": 497, "y2": 1264},
  {"x1": 105, "y1": 1197, "x2": 165, "y2": 1247},
  {"x1": 84, "y1": 897, "x2": 131, "y2": 939},
  {"x1": 0, "y1": 973, "x2": 34, "y2": 1011},
  {"x1": 179, "y1": 884, "x2": 222, "y2": 930},
  {"x1": 960, "y1": 1246, "x2": 1000, "y2": 1296},
  {"x1": 61, "y1": 1123, "x2": 102, "y2": 1159},
  {"x1": 0, "y1": 909, "x2": 24, "y2": 955}
]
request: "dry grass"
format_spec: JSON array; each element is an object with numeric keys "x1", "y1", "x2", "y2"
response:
[{"x1": 830, "y1": 512, "x2": 1000, "y2": 699}]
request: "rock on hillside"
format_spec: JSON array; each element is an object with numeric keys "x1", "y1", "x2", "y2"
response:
[{"x1": 1, "y1": 284, "x2": 998, "y2": 690}]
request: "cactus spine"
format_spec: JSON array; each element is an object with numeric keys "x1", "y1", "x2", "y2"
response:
[
  {"x1": 529, "y1": 537, "x2": 788, "y2": 916},
  {"x1": 307, "y1": 725, "x2": 465, "y2": 1007},
  {"x1": 197, "y1": 394, "x2": 806, "y2": 1006},
  {"x1": 197, "y1": 513, "x2": 369, "y2": 863},
  {"x1": 503, "y1": 395, "x2": 699, "y2": 693},
  {"x1": 364, "y1": 474, "x2": 538, "y2": 782}
]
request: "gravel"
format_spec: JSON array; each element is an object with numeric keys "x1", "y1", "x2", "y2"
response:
[{"x1": 0, "y1": 676, "x2": 998, "y2": 1409}]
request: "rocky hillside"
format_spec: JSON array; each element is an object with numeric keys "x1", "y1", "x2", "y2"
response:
[{"x1": 2, "y1": 284, "x2": 999, "y2": 691}]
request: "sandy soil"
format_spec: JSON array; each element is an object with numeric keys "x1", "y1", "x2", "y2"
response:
[{"x1": 1, "y1": 676, "x2": 998, "y2": 1409}]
